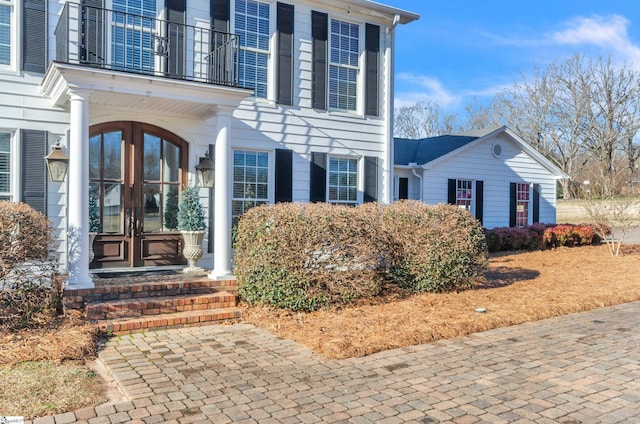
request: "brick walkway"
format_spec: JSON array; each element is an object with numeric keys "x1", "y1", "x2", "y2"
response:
[{"x1": 31, "y1": 302, "x2": 640, "y2": 423}]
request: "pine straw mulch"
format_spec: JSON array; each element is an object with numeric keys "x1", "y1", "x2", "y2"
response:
[
  {"x1": 0, "y1": 314, "x2": 98, "y2": 366},
  {"x1": 241, "y1": 244, "x2": 640, "y2": 359}
]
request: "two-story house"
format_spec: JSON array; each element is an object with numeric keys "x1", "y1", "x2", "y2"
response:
[{"x1": 0, "y1": 0, "x2": 418, "y2": 288}]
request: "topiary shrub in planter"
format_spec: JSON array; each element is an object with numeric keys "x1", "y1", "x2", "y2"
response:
[
  {"x1": 382, "y1": 201, "x2": 488, "y2": 293},
  {"x1": 234, "y1": 202, "x2": 390, "y2": 312},
  {"x1": 177, "y1": 185, "x2": 206, "y2": 273}
]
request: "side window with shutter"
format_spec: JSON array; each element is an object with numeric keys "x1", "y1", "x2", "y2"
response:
[
  {"x1": 23, "y1": 0, "x2": 47, "y2": 73},
  {"x1": 21, "y1": 130, "x2": 48, "y2": 214}
]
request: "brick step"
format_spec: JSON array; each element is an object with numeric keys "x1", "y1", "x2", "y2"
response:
[
  {"x1": 65, "y1": 279, "x2": 238, "y2": 310},
  {"x1": 97, "y1": 307, "x2": 242, "y2": 335},
  {"x1": 86, "y1": 292, "x2": 237, "y2": 320}
]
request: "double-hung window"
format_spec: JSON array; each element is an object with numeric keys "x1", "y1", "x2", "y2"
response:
[
  {"x1": 232, "y1": 150, "x2": 269, "y2": 226},
  {"x1": 0, "y1": 0, "x2": 12, "y2": 67},
  {"x1": 455, "y1": 179, "x2": 473, "y2": 212},
  {"x1": 111, "y1": 0, "x2": 157, "y2": 72},
  {"x1": 329, "y1": 18, "x2": 359, "y2": 111},
  {"x1": 515, "y1": 182, "x2": 530, "y2": 227},
  {"x1": 0, "y1": 132, "x2": 11, "y2": 200},
  {"x1": 328, "y1": 156, "x2": 358, "y2": 205},
  {"x1": 235, "y1": 0, "x2": 270, "y2": 98}
]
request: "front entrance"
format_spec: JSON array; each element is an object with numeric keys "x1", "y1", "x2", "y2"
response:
[{"x1": 90, "y1": 122, "x2": 188, "y2": 268}]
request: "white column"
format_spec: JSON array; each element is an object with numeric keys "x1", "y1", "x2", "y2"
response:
[
  {"x1": 66, "y1": 90, "x2": 93, "y2": 288},
  {"x1": 209, "y1": 109, "x2": 234, "y2": 280}
]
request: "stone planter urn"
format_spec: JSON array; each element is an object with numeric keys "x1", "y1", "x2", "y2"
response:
[{"x1": 181, "y1": 230, "x2": 205, "y2": 273}]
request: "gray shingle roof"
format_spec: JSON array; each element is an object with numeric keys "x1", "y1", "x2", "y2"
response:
[{"x1": 394, "y1": 135, "x2": 479, "y2": 166}]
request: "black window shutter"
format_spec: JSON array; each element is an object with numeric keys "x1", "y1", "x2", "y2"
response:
[
  {"x1": 475, "y1": 180, "x2": 484, "y2": 224},
  {"x1": 310, "y1": 152, "x2": 326, "y2": 202},
  {"x1": 275, "y1": 149, "x2": 293, "y2": 203},
  {"x1": 21, "y1": 130, "x2": 48, "y2": 214},
  {"x1": 364, "y1": 156, "x2": 378, "y2": 203},
  {"x1": 23, "y1": 0, "x2": 47, "y2": 73},
  {"x1": 81, "y1": 0, "x2": 105, "y2": 65},
  {"x1": 365, "y1": 24, "x2": 380, "y2": 116},
  {"x1": 167, "y1": 0, "x2": 186, "y2": 78},
  {"x1": 211, "y1": 0, "x2": 230, "y2": 32},
  {"x1": 533, "y1": 183, "x2": 540, "y2": 224},
  {"x1": 398, "y1": 178, "x2": 409, "y2": 200},
  {"x1": 509, "y1": 182, "x2": 517, "y2": 227},
  {"x1": 447, "y1": 179, "x2": 456, "y2": 205},
  {"x1": 277, "y1": 3, "x2": 294, "y2": 105},
  {"x1": 311, "y1": 11, "x2": 328, "y2": 110}
]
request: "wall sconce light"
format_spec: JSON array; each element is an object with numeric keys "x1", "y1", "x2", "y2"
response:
[
  {"x1": 195, "y1": 152, "x2": 215, "y2": 188},
  {"x1": 44, "y1": 141, "x2": 69, "y2": 182}
]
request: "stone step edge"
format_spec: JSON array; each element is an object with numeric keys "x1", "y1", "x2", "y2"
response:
[
  {"x1": 86, "y1": 292, "x2": 237, "y2": 320},
  {"x1": 64, "y1": 279, "x2": 238, "y2": 309},
  {"x1": 97, "y1": 307, "x2": 242, "y2": 335}
]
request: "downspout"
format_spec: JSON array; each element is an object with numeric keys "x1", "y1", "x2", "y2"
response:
[
  {"x1": 409, "y1": 162, "x2": 423, "y2": 202},
  {"x1": 382, "y1": 15, "x2": 401, "y2": 204}
]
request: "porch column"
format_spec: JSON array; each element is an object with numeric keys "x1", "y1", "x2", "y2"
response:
[
  {"x1": 209, "y1": 109, "x2": 234, "y2": 280},
  {"x1": 66, "y1": 90, "x2": 93, "y2": 288}
]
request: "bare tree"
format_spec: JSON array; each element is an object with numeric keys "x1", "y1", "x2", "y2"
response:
[
  {"x1": 394, "y1": 101, "x2": 461, "y2": 139},
  {"x1": 582, "y1": 194, "x2": 639, "y2": 257}
]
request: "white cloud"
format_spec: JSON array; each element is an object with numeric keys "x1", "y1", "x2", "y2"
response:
[
  {"x1": 552, "y1": 15, "x2": 640, "y2": 67},
  {"x1": 394, "y1": 73, "x2": 460, "y2": 108}
]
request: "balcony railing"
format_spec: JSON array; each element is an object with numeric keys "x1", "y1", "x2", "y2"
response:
[{"x1": 55, "y1": 3, "x2": 240, "y2": 87}]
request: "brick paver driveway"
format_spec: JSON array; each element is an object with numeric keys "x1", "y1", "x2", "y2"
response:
[{"x1": 36, "y1": 302, "x2": 640, "y2": 423}]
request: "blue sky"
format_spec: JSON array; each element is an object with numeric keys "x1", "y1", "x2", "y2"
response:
[{"x1": 384, "y1": 0, "x2": 640, "y2": 115}]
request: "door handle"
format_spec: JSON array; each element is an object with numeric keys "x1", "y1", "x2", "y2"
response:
[
  {"x1": 134, "y1": 207, "x2": 142, "y2": 237},
  {"x1": 125, "y1": 208, "x2": 132, "y2": 238}
]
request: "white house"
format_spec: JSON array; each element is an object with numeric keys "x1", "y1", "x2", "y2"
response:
[
  {"x1": 0, "y1": 0, "x2": 419, "y2": 288},
  {"x1": 394, "y1": 126, "x2": 568, "y2": 229}
]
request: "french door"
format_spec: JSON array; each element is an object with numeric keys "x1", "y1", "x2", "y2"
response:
[{"x1": 89, "y1": 122, "x2": 188, "y2": 268}]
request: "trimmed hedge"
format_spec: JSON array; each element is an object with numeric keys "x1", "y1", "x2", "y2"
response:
[
  {"x1": 485, "y1": 223, "x2": 604, "y2": 252},
  {"x1": 382, "y1": 202, "x2": 488, "y2": 293},
  {"x1": 235, "y1": 201, "x2": 488, "y2": 311}
]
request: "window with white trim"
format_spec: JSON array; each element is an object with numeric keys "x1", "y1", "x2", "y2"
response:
[
  {"x1": 235, "y1": 0, "x2": 270, "y2": 98},
  {"x1": 455, "y1": 179, "x2": 473, "y2": 212},
  {"x1": 515, "y1": 182, "x2": 530, "y2": 227},
  {"x1": 0, "y1": 132, "x2": 11, "y2": 200},
  {"x1": 232, "y1": 150, "x2": 269, "y2": 226},
  {"x1": 329, "y1": 18, "x2": 359, "y2": 111},
  {"x1": 0, "y1": 0, "x2": 12, "y2": 66},
  {"x1": 328, "y1": 156, "x2": 358, "y2": 205}
]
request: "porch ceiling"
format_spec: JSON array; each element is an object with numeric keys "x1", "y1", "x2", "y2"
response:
[{"x1": 41, "y1": 62, "x2": 253, "y2": 119}]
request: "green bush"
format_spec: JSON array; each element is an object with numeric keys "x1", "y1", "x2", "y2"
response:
[
  {"x1": 235, "y1": 201, "x2": 489, "y2": 310},
  {"x1": 234, "y1": 202, "x2": 389, "y2": 312},
  {"x1": 382, "y1": 201, "x2": 488, "y2": 293},
  {"x1": 0, "y1": 201, "x2": 61, "y2": 329},
  {"x1": 177, "y1": 185, "x2": 206, "y2": 231}
]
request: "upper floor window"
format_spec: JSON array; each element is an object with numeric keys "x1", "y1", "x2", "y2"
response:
[
  {"x1": 328, "y1": 156, "x2": 358, "y2": 205},
  {"x1": 111, "y1": 0, "x2": 157, "y2": 72},
  {"x1": 0, "y1": 0, "x2": 11, "y2": 66},
  {"x1": 456, "y1": 179, "x2": 473, "y2": 212},
  {"x1": 515, "y1": 182, "x2": 530, "y2": 227},
  {"x1": 0, "y1": 132, "x2": 11, "y2": 200},
  {"x1": 329, "y1": 19, "x2": 359, "y2": 111},
  {"x1": 232, "y1": 150, "x2": 269, "y2": 226},
  {"x1": 235, "y1": 0, "x2": 270, "y2": 98}
]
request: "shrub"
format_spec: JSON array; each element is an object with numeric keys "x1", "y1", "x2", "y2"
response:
[
  {"x1": 0, "y1": 201, "x2": 61, "y2": 329},
  {"x1": 234, "y1": 202, "x2": 389, "y2": 312},
  {"x1": 543, "y1": 223, "x2": 599, "y2": 248},
  {"x1": 177, "y1": 185, "x2": 206, "y2": 231},
  {"x1": 381, "y1": 201, "x2": 488, "y2": 293},
  {"x1": 485, "y1": 223, "x2": 603, "y2": 252}
]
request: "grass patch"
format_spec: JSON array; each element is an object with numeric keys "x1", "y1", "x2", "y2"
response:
[{"x1": 0, "y1": 360, "x2": 107, "y2": 419}]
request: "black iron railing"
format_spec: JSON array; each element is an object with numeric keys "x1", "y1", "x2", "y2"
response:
[{"x1": 55, "y1": 3, "x2": 240, "y2": 87}]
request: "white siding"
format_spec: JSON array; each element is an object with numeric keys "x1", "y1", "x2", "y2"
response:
[{"x1": 417, "y1": 134, "x2": 559, "y2": 229}]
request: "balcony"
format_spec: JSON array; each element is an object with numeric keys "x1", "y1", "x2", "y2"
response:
[{"x1": 54, "y1": 3, "x2": 240, "y2": 87}]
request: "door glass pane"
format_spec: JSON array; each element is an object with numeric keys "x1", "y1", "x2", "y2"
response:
[
  {"x1": 143, "y1": 183, "x2": 161, "y2": 232},
  {"x1": 144, "y1": 133, "x2": 161, "y2": 181},
  {"x1": 163, "y1": 140, "x2": 180, "y2": 183},
  {"x1": 163, "y1": 185, "x2": 179, "y2": 230},
  {"x1": 103, "y1": 183, "x2": 122, "y2": 233},
  {"x1": 103, "y1": 131, "x2": 122, "y2": 180},
  {"x1": 89, "y1": 134, "x2": 101, "y2": 179}
]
